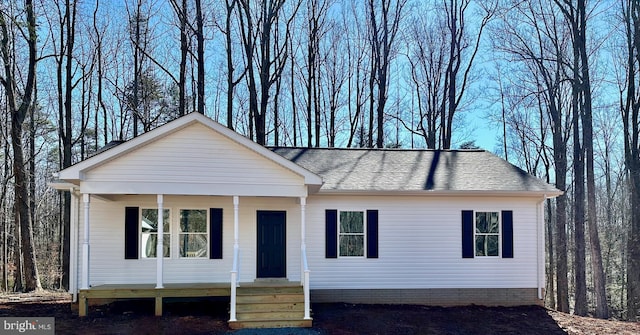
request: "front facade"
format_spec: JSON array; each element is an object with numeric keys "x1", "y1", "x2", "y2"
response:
[{"x1": 52, "y1": 113, "x2": 561, "y2": 327}]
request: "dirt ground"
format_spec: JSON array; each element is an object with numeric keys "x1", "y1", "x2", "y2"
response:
[{"x1": 0, "y1": 292, "x2": 639, "y2": 334}]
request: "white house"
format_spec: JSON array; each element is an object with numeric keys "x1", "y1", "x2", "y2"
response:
[{"x1": 51, "y1": 112, "x2": 561, "y2": 329}]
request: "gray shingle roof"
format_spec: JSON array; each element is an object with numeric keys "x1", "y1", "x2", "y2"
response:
[{"x1": 270, "y1": 147, "x2": 561, "y2": 194}]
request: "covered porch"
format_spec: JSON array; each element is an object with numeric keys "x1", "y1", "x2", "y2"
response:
[{"x1": 66, "y1": 192, "x2": 313, "y2": 327}]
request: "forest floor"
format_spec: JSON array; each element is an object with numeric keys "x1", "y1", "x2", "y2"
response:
[{"x1": 0, "y1": 291, "x2": 639, "y2": 334}]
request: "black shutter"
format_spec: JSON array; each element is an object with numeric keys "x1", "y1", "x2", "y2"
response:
[
  {"x1": 125, "y1": 207, "x2": 139, "y2": 259},
  {"x1": 367, "y1": 210, "x2": 379, "y2": 258},
  {"x1": 502, "y1": 210, "x2": 514, "y2": 258},
  {"x1": 325, "y1": 209, "x2": 338, "y2": 258},
  {"x1": 462, "y1": 210, "x2": 474, "y2": 258},
  {"x1": 210, "y1": 208, "x2": 223, "y2": 259}
]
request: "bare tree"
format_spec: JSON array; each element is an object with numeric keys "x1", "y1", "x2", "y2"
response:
[
  {"x1": 195, "y1": 0, "x2": 205, "y2": 115},
  {"x1": 321, "y1": 15, "x2": 349, "y2": 147},
  {"x1": 621, "y1": 0, "x2": 640, "y2": 321},
  {"x1": 367, "y1": 0, "x2": 406, "y2": 148},
  {"x1": 216, "y1": 0, "x2": 245, "y2": 130},
  {"x1": 404, "y1": 7, "x2": 447, "y2": 148},
  {"x1": 238, "y1": 0, "x2": 300, "y2": 145},
  {"x1": 554, "y1": 0, "x2": 609, "y2": 318},
  {"x1": 169, "y1": 0, "x2": 189, "y2": 117},
  {"x1": 0, "y1": 0, "x2": 42, "y2": 292},
  {"x1": 493, "y1": 0, "x2": 571, "y2": 312},
  {"x1": 403, "y1": 0, "x2": 494, "y2": 149}
]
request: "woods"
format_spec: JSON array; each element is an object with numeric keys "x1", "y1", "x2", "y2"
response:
[{"x1": 1, "y1": 0, "x2": 639, "y2": 321}]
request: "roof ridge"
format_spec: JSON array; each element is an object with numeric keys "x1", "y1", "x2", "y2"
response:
[{"x1": 268, "y1": 146, "x2": 486, "y2": 153}]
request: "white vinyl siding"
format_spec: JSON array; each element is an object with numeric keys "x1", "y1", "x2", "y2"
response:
[
  {"x1": 83, "y1": 123, "x2": 306, "y2": 196},
  {"x1": 306, "y1": 195, "x2": 541, "y2": 290}
]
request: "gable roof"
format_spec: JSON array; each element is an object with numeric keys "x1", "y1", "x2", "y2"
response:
[
  {"x1": 54, "y1": 113, "x2": 560, "y2": 198},
  {"x1": 56, "y1": 113, "x2": 322, "y2": 187},
  {"x1": 271, "y1": 147, "x2": 562, "y2": 196}
]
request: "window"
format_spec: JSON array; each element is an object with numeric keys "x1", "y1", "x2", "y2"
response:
[
  {"x1": 179, "y1": 209, "x2": 208, "y2": 258},
  {"x1": 141, "y1": 208, "x2": 170, "y2": 258},
  {"x1": 339, "y1": 211, "x2": 365, "y2": 257},
  {"x1": 462, "y1": 210, "x2": 513, "y2": 259},
  {"x1": 475, "y1": 211, "x2": 500, "y2": 257}
]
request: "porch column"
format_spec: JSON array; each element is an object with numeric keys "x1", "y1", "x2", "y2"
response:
[
  {"x1": 232, "y1": 195, "x2": 239, "y2": 284},
  {"x1": 81, "y1": 194, "x2": 90, "y2": 290},
  {"x1": 233, "y1": 196, "x2": 239, "y2": 251},
  {"x1": 300, "y1": 196, "x2": 307, "y2": 281},
  {"x1": 156, "y1": 194, "x2": 164, "y2": 289},
  {"x1": 69, "y1": 188, "x2": 78, "y2": 299}
]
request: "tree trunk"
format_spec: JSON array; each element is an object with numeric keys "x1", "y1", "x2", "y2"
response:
[
  {"x1": 225, "y1": 0, "x2": 236, "y2": 129},
  {"x1": 623, "y1": 0, "x2": 640, "y2": 320},
  {"x1": 0, "y1": 0, "x2": 41, "y2": 293},
  {"x1": 573, "y1": 77, "x2": 587, "y2": 317},
  {"x1": 576, "y1": 0, "x2": 608, "y2": 317},
  {"x1": 195, "y1": 0, "x2": 205, "y2": 115},
  {"x1": 178, "y1": 0, "x2": 187, "y2": 116},
  {"x1": 546, "y1": 198, "x2": 556, "y2": 309}
]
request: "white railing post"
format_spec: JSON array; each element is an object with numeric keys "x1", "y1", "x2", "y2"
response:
[
  {"x1": 230, "y1": 267, "x2": 237, "y2": 322},
  {"x1": 81, "y1": 194, "x2": 90, "y2": 290},
  {"x1": 302, "y1": 252, "x2": 311, "y2": 320},
  {"x1": 69, "y1": 188, "x2": 78, "y2": 299},
  {"x1": 156, "y1": 194, "x2": 164, "y2": 289}
]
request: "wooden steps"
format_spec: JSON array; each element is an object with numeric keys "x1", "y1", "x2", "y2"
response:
[{"x1": 228, "y1": 285, "x2": 312, "y2": 329}]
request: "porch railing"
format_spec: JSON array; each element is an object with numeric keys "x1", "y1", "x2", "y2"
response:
[
  {"x1": 229, "y1": 245, "x2": 240, "y2": 322},
  {"x1": 301, "y1": 245, "x2": 311, "y2": 320}
]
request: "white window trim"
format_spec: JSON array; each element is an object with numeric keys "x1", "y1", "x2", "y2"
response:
[
  {"x1": 178, "y1": 208, "x2": 210, "y2": 259},
  {"x1": 473, "y1": 210, "x2": 502, "y2": 258},
  {"x1": 337, "y1": 209, "x2": 367, "y2": 258}
]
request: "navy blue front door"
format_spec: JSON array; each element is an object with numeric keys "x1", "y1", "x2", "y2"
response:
[{"x1": 257, "y1": 211, "x2": 286, "y2": 278}]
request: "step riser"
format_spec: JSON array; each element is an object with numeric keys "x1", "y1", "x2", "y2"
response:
[
  {"x1": 237, "y1": 311, "x2": 305, "y2": 321},
  {"x1": 237, "y1": 294, "x2": 304, "y2": 304},
  {"x1": 229, "y1": 320, "x2": 312, "y2": 329},
  {"x1": 237, "y1": 303, "x2": 304, "y2": 313},
  {"x1": 237, "y1": 287, "x2": 302, "y2": 295}
]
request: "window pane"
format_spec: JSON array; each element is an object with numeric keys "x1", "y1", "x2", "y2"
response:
[
  {"x1": 475, "y1": 235, "x2": 499, "y2": 257},
  {"x1": 487, "y1": 235, "x2": 499, "y2": 256},
  {"x1": 180, "y1": 234, "x2": 207, "y2": 257},
  {"x1": 340, "y1": 211, "x2": 364, "y2": 233},
  {"x1": 142, "y1": 233, "x2": 170, "y2": 258},
  {"x1": 475, "y1": 212, "x2": 487, "y2": 233},
  {"x1": 180, "y1": 209, "x2": 207, "y2": 233},
  {"x1": 475, "y1": 235, "x2": 486, "y2": 256},
  {"x1": 339, "y1": 235, "x2": 364, "y2": 257},
  {"x1": 489, "y1": 212, "x2": 500, "y2": 233},
  {"x1": 142, "y1": 208, "x2": 170, "y2": 232}
]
